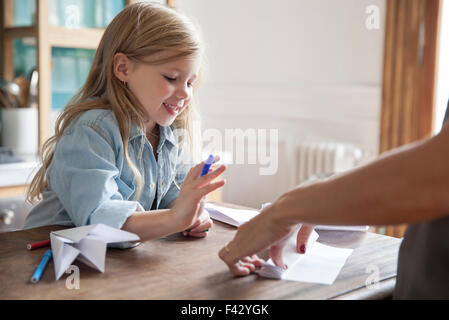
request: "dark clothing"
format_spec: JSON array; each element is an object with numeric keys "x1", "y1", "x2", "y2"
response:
[
  {"x1": 394, "y1": 100, "x2": 449, "y2": 299},
  {"x1": 395, "y1": 216, "x2": 449, "y2": 299}
]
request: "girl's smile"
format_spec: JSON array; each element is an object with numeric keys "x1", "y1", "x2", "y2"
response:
[
  {"x1": 163, "y1": 101, "x2": 184, "y2": 116},
  {"x1": 115, "y1": 51, "x2": 201, "y2": 133}
]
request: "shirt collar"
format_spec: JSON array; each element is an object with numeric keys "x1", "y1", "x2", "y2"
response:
[{"x1": 129, "y1": 121, "x2": 178, "y2": 148}]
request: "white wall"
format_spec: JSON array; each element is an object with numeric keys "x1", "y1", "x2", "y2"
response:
[{"x1": 178, "y1": 0, "x2": 386, "y2": 207}]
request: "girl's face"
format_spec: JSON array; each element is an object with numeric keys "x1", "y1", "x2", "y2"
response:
[{"x1": 120, "y1": 52, "x2": 201, "y2": 131}]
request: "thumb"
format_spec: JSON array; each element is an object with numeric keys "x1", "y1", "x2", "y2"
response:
[
  {"x1": 296, "y1": 224, "x2": 315, "y2": 254},
  {"x1": 269, "y1": 239, "x2": 289, "y2": 270}
]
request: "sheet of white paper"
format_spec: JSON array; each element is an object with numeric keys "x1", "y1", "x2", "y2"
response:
[
  {"x1": 315, "y1": 225, "x2": 369, "y2": 232},
  {"x1": 205, "y1": 203, "x2": 259, "y2": 227},
  {"x1": 258, "y1": 230, "x2": 353, "y2": 285},
  {"x1": 50, "y1": 224, "x2": 140, "y2": 280},
  {"x1": 206, "y1": 202, "x2": 369, "y2": 232},
  {"x1": 279, "y1": 229, "x2": 320, "y2": 268},
  {"x1": 257, "y1": 229, "x2": 320, "y2": 279},
  {"x1": 280, "y1": 242, "x2": 353, "y2": 284}
]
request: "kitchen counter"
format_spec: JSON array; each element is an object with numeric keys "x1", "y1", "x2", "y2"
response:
[{"x1": 0, "y1": 156, "x2": 39, "y2": 188}]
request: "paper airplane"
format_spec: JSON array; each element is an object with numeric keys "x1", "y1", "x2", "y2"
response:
[{"x1": 50, "y1": 224, "x2": 140, "y2": 280}]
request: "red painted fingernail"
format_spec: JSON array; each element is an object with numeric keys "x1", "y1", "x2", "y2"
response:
[{"x1": 300, "y1": 244, "x2": 306, "y2": 254}]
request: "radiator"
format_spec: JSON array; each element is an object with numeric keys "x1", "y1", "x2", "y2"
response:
[{"x1": 296, "y1": 142, "x2": 372, "y2": 184}]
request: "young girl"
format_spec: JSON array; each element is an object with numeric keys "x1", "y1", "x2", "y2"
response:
[{"x1": 24, "y1": 2, "x2": 225, "y2": 247}]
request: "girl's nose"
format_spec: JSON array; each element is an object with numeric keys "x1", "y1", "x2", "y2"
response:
[{"x1": 175, "y1": 84, "x2": 190, "y2": 100}]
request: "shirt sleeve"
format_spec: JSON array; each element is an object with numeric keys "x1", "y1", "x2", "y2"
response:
[
  {"x1": 49, "y1": 123, "x2": 143, "y2": 248},
  {"x1": 158, "y1": 146, "x2": 192, "y2": 209}
]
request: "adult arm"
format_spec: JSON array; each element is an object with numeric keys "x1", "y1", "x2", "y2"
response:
[
  {"x1": 278, "y1": 123, "x2": 449, "y2": 227},
  {"x1": 220, "y1": 123, "x2": 449, "y2": 275}
]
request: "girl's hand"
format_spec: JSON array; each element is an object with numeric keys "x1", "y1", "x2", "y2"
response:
[
  {"x1": 172, "y1": 160, "x2": 226, "y2": 232},
  {"x1": 182, "y1": 207, "x2": 213, "y2": 238}
]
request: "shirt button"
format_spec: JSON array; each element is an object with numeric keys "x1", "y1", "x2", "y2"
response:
[{"x1": 150, "y1": 183, "x2": 155, "y2": 189}]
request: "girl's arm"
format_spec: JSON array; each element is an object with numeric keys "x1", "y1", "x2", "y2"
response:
[
  {"x1": 122, "y1": 209, "x2": 180, "y2": 241},
  {"x1": 122, "y1": 162, "x2": 226, "y2": 242}
]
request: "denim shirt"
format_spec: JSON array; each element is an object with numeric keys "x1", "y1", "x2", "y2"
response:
[{"x1": 24, "y1": 109, "x2": 190, "y2": 247}]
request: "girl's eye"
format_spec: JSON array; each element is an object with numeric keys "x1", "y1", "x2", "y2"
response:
[
  {"x1": 163, "y1": 75, "x2": 176, "y2": 82},
  {"x1": 164, "y1": 74, "x2": 193, "y2": 88}
]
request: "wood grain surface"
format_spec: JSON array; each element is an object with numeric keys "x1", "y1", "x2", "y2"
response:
[{"x1": 0, "y1": 212, "x2": 401, "y2": 300}]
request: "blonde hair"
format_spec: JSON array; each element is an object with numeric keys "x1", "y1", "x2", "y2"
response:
[{"x1": 27, "y1": 2, "x2": 203, "y2": 204}]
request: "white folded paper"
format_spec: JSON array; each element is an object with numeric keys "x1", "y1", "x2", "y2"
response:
[
  {"x1": 50, "y1": 224, "x2": 140, "y2": 280},
  {"x1": 257, "y1": 229, "x2": 320, "y2": 279},
  {"x1": 315, "y1": 225, "x2": 369, "y2": 231},
  {"x1": 258, "y1": 229, "x2": 353, "y2": 285},
  {"x1": 205, "y1": 203, "x2": 259, "y2": 226},
  {"x1": 205, "y1": 202, "x2": 369, "y2": 231}
]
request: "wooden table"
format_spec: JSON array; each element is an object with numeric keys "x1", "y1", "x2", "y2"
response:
[{"x1": 0, "y1": 216, "x2": 402, "y2": 300}]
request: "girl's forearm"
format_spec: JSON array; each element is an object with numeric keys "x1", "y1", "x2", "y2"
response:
[
  {"x1": 122, "y1": 209, "x2": 184, "y2": 242},
  {"x1": 276, "y1": 129, "x2": 449, "y2": 227}
]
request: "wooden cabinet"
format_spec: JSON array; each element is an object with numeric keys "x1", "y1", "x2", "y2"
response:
[
  {"x1": 1, "y1": 0, "x2": 142, "y2": 148},
  {"x1": 0, "y1": 0, "x2": 176, "y2": 198}
]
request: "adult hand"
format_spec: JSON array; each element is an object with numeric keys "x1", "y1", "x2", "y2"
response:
[
  {"x1": 268, "y1": 224, "x2": 315, "y2": 269},
  {"x1": 296, "y1": 224, "x2": 315, "y2": 254},
  {"x1": 218, "y1": 202, "x2": 297, "y2": 276}
]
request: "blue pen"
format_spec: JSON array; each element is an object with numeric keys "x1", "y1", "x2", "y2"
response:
[
  {"x1": 200, "y1": 154, "x2": 215, "y2": 176},
  {"x1": 30, "y1": 249, "x2": 52, "y2": 283},
  {"x1": 184, "y1": 155, "x2": 215, "y2": 235}
]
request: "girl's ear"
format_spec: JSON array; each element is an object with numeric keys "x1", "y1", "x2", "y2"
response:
[{"x1": 113, "y1": 53, "x2": 131, "y2": 82}]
